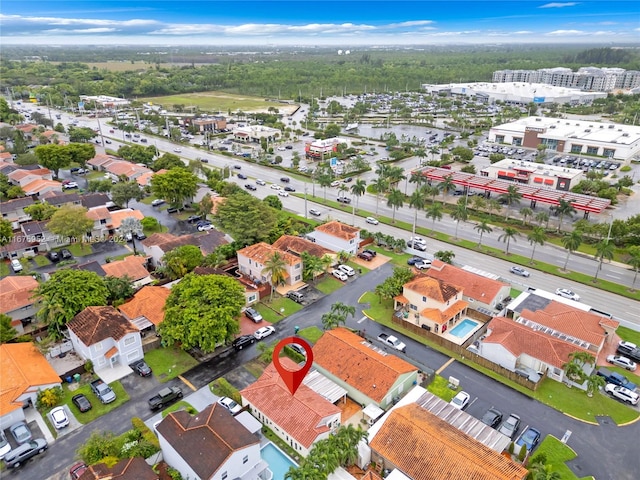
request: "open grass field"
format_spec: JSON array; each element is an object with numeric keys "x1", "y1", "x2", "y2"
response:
[{"x1": 140, "y1": 91, "x2": 295, "y2": 114}]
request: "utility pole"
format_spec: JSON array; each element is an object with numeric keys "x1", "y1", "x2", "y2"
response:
[{"x1": 304, "y1": 184, "x2": 308, "y2": 219}]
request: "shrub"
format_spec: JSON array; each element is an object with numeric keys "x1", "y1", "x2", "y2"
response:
[
  {"x1": 518, "y1": 444, "x2": 527, "y2": 462},
  {"x1": 508, "y1": 442, "x2": 514, "y2": 455},
  {"x1": 132, "y1": 417, "x2": 160, "y2": 450},
  {"x1": 36, "y1": 386, "x2": 64, "y2": 409},
  {"x1": 77, "y1": 431, "x2": 121, "y2": 465},
  {"x1": 168, "y1": 467, "x2": 184, "y2": 480},
  {"x1": 84, "y1": 359, "x2": 94, "y2": 374},
  {"x1": 210, "y1": 378, "x2": 241, "y2": 404}
]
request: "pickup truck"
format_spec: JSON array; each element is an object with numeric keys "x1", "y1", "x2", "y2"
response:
[
  {"x1": 596, "y1": 367, "x2": 637, "y2": 391},
  {"x1": 149, "y1": 386, "x2": 183, "y2": 410},
  {"x1": 377, "y1": 333, "x2": 407, "y2": 353},
  {"x1": 90, "y1": 379, "x2": 116, "y2": 404}
]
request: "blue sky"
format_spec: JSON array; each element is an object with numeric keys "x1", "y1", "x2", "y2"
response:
[{"x1": 1, "y1": 1, "x2": 638, "y2": 45}]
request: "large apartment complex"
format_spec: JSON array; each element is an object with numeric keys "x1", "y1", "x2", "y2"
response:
[{"x1": 492, "y1": 67, "x2": 640, "y2": 92}]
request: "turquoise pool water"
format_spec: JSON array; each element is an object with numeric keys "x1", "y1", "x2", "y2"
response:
[
  {"x1": 449, "y1": 319, "x2": 479, "y2": 338},
  {"x1": 261, "y1": 442, "x2": 297, "y2": 480}
]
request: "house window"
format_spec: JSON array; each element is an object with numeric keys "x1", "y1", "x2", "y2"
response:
[
  {"x1": 100, "y1": 219, "x2": 107, "y2": 225},
  {"x1": 422, "y1": 296, "x2": 427, "y2": 302},
  {"x1": 349, "y1": 239, "x2": 354, "y2": 244},
  {"x1": 222, "y1": 472, "x2": 228, "y2": 480},
  {"x1": 243, "y1": 455, "x2": 248, "y2": 464},
  {"x1": 410, "y1": 304, "x2": 417, "y2": 311},
  {"x1": 295, "y1": 263, "x2": 301, "y2": 270},
  {"x1": 247, "y1": 294, "x2": 257, "y2": 303},
  {"x1": 294, "y1": 275, "x2": 301, "y2": 282},
  {"x1": 94, "y1": 343, "x2": 103, "y2": 352},
  {"x1": 124, "y1": 336, "x2": 135, "y2": 346}
]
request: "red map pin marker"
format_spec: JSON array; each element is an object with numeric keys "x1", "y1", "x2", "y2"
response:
[{"x1": 272, "y1": 336, "x2": 314, "y2": 396}]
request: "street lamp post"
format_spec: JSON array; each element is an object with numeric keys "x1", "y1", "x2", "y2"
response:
[{"x1": 304, "y1": 184, "x2": 308, "y2": 219}]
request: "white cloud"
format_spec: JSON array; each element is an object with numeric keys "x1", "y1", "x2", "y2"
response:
[
  {"x1": 539, "y1": 2, "x2": 579, "y2": 8},
  {"x1": 386, "y1": 20, "x2": 434, "y2": 28},
  {"x1": 0, "y1": 13, "x2": 157, "y2": 27},
  {"x1": 43, "y1": 28, "x2": 117, "y2": 34},
  {"x1": 546, "y1": 29, "x2": 587, "y2": 36}
]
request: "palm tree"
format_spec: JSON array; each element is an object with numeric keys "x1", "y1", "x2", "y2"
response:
[
  {"x1": 487, "y1": 199, "x2": 501, "y2": 219},
  {"x1": 562, "y1": 360, "x2": 585, "y2": 384},
  {"x1": 535, "y1": 211, "x2": 550, "y2": 229},
  {"x1": 414, "y1": 147, "x2": 427, "y2": 166},
  {"x1": 474, "y1": 221, "x2": 493, "y2": 247},
  {"x1": 561, "y1": 230, "x2": 582, "y2": 271},
  {"x1": 439, "y1": 175, "x2": 455, "y2": 199},
  {"x1": 519, "y1": 207, "x2": 533, "y2": 226},
  {"x1": 585, "y1": 374, "x2": 606, "y2": 398},
  {"x1": 527, "y1": 226, "x2": 547, "y2": 263},
  {"x1": 554, "y1": 199, "x2": 577, "y2": 232},
  {"x1": 425, "y1": 202, "x2": 443, "y2": 232},
  {"x1": 386, "y1": 166, "x2": 406, "y2": 188},
  {"x1": 498, "y1": 227, "x2": 519, "y2": 255},
  {"x1": 371, "y1": 177, "x2": 388, "y2": 215},
  {"x1": 409, "y1": 187, "x2": 427, "y2": 240},
  {"x1": 408, "y1": 170, "x2": 426, "y2": 189},
  {"x1": 499, "y1": 185, "x2": 522, "y2": 221},
  {"x1": 450, "y1": 201, "x2": 468, "y2": 239},
  {"x1": 387, "y1": 188, "x2": 404, "y2": 223},
  {"x1": 628, "y1": 245, "x2": 640, "y2": 291},
  {"x1": 262, "y1": 252, "x2": 287, "y2": 301},
  {"x1": 434, "y1": 250, "x2": 455, "y2": 264},
  {"x1": 594, "y1": 239, "x2": 615, "y2": 281},
  {"x1": 350, "y1": 179, "x2": 366, "y2": 212},
  {"x1": 472, "y1": 195, "x2": 486, "y2": 212},
  {"x1": 119, "y1": 217, "x2": 143, "y2": 255},
  {"x1": 317, "y1": 171, "x2": 333, "y2": 203},
  {"x1": 301, "y1": 252, "x2": 324, "y2": 283}
]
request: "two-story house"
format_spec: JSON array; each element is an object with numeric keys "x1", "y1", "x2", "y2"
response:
[
  {"x1": 0, "y1": 276, "x2": 40, "y2": 335},
  {"x1": 8, "y1": 168, "x2": 53, "y2": 188},
  {"x1": 67, "y1": 306, "x2": 143, "y2": 380},
  {"x1": 0, "y1": 196, "x2": 35, "y2": 229},
  {"x1": 157, "y1": 403, "x2": 266, "y2": 480},
  {"x1": 236, "y1": 242, "x2": 302, "y2": 288},
  {"x1": 102, "y1": 255, "x2": 153, "y2": 288},
  {"x1": 394, "y1": 276, "x2": 468, "y2": 336},
  {"x1": 306, "y1": 221, "x2": 360, "y2": 256},
  {"x1": 141, "y1": 233, "x2": 202, "y2": 268},
  {"x1": 86, "y1": 206, "x2": 113, "y2": 238}
]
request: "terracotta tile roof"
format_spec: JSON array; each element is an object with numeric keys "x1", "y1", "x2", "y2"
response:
[
  {"x1": 241, "y1": 359, "x2": 341, "y2": 449},
  {"x1": 0, "y1": 343, "x2": 61, "y2": 416},
  {"x1": 483, "y1": 316, "x2": 591, "y2": 369},
  {"x1": 0, "y1": 276, "x2": 39, "y2": 314},
  {"x1": 237, "y1": 242, "x2": 299, "y2": 266},
  {"x1": 41, "y1": 130, "x2": 58, "y2": 138},
  {"x1": 370, "y1": 404, "x2": 528, "y2": 480},
  {"x1": 87, "y1": 206, "x2": 111, "y2": 221},
  {"x1": 8, "y1": 168, "x2": 52, "y2": 181},
  {"x1": 119, "y1": 286, "x2": 170, "y2": 326},
  {"x1": 68, "y1": 306, "x2": 138, "y2": 346},
  {"x1": 141, "y1": 233, "x2": 201, "y2": 253},
  {"x1": 426, "y1": 261, "x2": 508, "y2": 302},
  {"x1": 520, "y1": 302, "x2": 614, "y2": 346},
  {"x1": 16, "y1": 124, "x2": 37, "y2": 133},
  {"x1": 394, "y1": 294, "x2": 409, "y2": 304},
  {"x1": 110, "y1": 209, "x2": 144, "y2": 228},
  {"x1": 404, "y1": 275, "x2": 462, "y2": 303},
  {"x1": 157, "y1": 403, "x2": 260, "y2": 479},
  {"x1": 78, "y1": 457, "x2": 158, "y2": 480},
  {"x1": 314, "y1": 221, "x2": 359, "y2": 240},
  {"x1": 104, "y1": 346, "x2": 119, "y2": 359},
  {"x1": 312, "y1": 328, "x2": 417, "y2": 403},
  {"x1": 140, "y1": 232, "x2": 175, "y2": 247},
  {"x1": 88, "y1": 154, "x2": 118, "y2": 168},
  {"x1": 107, "y1": 161, "x2": 149, "y2": 177},
  {"x1": 102, "y1": 255, "x2": 150, "y2": 282},
  {"x1": 135, "y1": 171, "x2": 154, "y2": 186},
  {"x1": 273, "y1": 235, "x2": 334, "y2": 258},
  {"x1": 22, "y1": 179, "x2": 62, "y2": 195},
  {"x1": 421, "y1": 299, "x2": 468, "y2": 325}
]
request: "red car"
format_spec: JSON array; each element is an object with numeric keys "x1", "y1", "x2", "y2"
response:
[
  {"x1": 70, "y1": 462, "x2": 88, "y2": 479},
  {"x1": 358, "y1": 252, "x2": 373, "y2": 261}
]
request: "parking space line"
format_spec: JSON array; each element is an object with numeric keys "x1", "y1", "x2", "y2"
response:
[
  {"x1": 436, "y1": 357, "x2": 455, "y2": 375},
  {"x1": 179, "y1": 375, "x2": 197, "y2": 392},
  {"x1": 357, "y1": 316, "x2": 367, "y2": 324}
]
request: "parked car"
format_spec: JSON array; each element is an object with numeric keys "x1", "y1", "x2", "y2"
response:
[
  {"x1": 187, "y1": 215, "x2": 203, "y2": 223},
  {"x1": 555, "y1": 288, "x2": 580, "y2": 301},
  {"x1": 338, "y1": 265, "x2": 356, "y2": 277},
  {"x1": 363, "y1": 249, "x2": 377, "y2": 258},
  {"x1": 197, "y1": 222, "x2": 213, "y2": 232},
  {"x1": 245, "y1": 184, "x2": 257, "y2": 191},
  {"x1": 358, "y1": 251, "x2": 373, "y2": 261},
  {"x1": 497, "y1": 414, "x2": 521, "y2": 439},
  {"x1": 232, "y1": 335, "x2": 256, "y2": 351},
  {"x1": 217, "y1": 396, "x2": 242, "y2": 414},
  {"x1": 332, "y1": 269, "x2": 349, "y2": 281},
  {"x1": 49, "y1": 406, "x2": 69, "y2": 429},
  {"x1": 617, "y1": 341, "x2": 640, "y2": 363},
  {"x1": 0, "y1": 431, "x2": 12, "y2": 460},
  {"x1": 254, "y1": 326, "x2": 275, "y2": 340},
  {"x1": 449, "y1": 391, "x2": 470, "y2": 410},
  {"x1": 414, "y1": 260, "x2": 432, "y2": 270},
  {"x1": 151, "y1": 199, "x2": 165, "y2": 206},
  {"x1": 286, "y1": 291, "x2": 305, "y2": 303},
  {"x1": 343, "y1": 177, "x2": 353, "y2": 183},
  {"x1": 70, "y1": 462, "x2": 89, "y2": 479},
  {"x1": 481, "y1": 407, "x2": 503, "y2": 428},
  {"x1": 11, "y1": 259, "x2": 23, "y2": 272},
  {"x1": 607, "y1": 355, "x2": 637, "y2": 371},
  {"x1": 3, "y1": 438, "x2": 47, "y2": 468},
  {"x1": 309, "y1": 208, "x2": 322, "y2": 216},
  {"x1": 237, "y1": 173, "x2": 248, "y2": 179},
  {"x1": 134, "y1": 232, "x2": 146, "y2": 241},
  {"x1": 278, "y1": 190, "x2": 289, "y2": 197},
  {"x1": 407, "y1": 239, "x2": 427, "y2": 251},
  {"x1": 131, "y1": 359, "x2": 153, "y2": 377},
  {"x1": 245, "y1": 307, "x2": 263, "y2": 323},
  {"x1": 72, "y1": 394, "x2": 92, "y2": 413},
  {"x1": 60, "y1": 249, "x2": 72, "y2": 260},
  {"x1": 9, "y1": 422, "x2": 32, "y2": 445},
  {"x1": 256, "y1": 179, "x2": 266, "y2": 186},
  {"x1": 516, "y1": 426, "x2": 541, "y2": 452},
  {"x1": 407, "y1": 256, "x2": 423, "y2": 266},
  {"x1": 62, "y1": 182, "x2": 78, "y2": 190},
  {"x1": 365, "y1": 217, "x2": 379, "y2": 225},
  {"x1": 605, "y1": 384, "x2": 639, "y2": 405},
  {"x1": 510, "y1": 266, "x2": 530, "y2": 277}
]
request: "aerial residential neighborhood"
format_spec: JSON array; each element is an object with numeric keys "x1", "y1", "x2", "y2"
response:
[{"x1": 1, "y1": 3, "x2": 640, "y2": 480}]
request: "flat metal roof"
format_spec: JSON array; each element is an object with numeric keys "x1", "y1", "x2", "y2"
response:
[{"x1": 303, "y1": 369, "x2": 348, "y2": 404}]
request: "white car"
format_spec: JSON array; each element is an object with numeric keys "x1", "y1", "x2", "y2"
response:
[
  {"x1": 619, "y1": 340, "x2": 637, "y2": 350},
  {"x1": 50, "y1": 406, "x2": 69, "y2": 429},
  {"x1": 217, "y1": 396, "x2": 242, "y2": 414},
  {"x1": 277, "y1": 146, "x2": 286, "y2": 151},
  {"x1": 366, "y1": 217, "x2": 379, "y2": 225},
  {"x1": 198, "y1": 223, "x2": 214, "y2": 232},
  {"x1": 332, "y1": 269, "x2": 348, "y2": 281},
  {"x1": 0, "y1": 432, "x2": 11, "y2": 460},
  {"x1": 62, "y1": 182, "x2": 79, "y2": 189},
  {"x1": 414, "y1": 260, "x2": 432, "y2": 270},
  {"x1": 10, "y1": 259, "x2": 23, "y2": 273},
  {"x1": 605, "y1": 384, "x2": 639, "y2": 405},
  {"x1": 555, "y1": 288, "x2": 580, "y2": 301},
  {"x1": 338, "y1": 265, "x2": 356, "y2": 277},
  {"x1": 173, "y1": 147, "x2": 182, "y2": 153},
  {"x1": 278, "y1": 190, "x2": 289, "y2": 197},
  {"x1": 256, "y1": 179, "x2": 266, "y2": 186},
  {"x1": 270, "y1": 184, "x2": 282, "y2": 190},
  {"x1": 450, "y1": 391, "x2": 470, "y2": 410},
  {"x1": 254, "y1": 326, "x2": 275, "y2": 340},
  {"x1": 151, "y1": 199, "x2": 165, "y2": 207},
  {"x1": 607, "y1": 355, "x2": 637, "y2": 371}
]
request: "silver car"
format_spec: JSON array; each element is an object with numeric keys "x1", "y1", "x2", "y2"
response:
[{"x1": 510, "y1": 266, "x2": 530, "y2": 277}]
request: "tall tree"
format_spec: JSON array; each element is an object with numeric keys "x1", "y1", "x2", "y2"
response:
[
  {"x1": 450, "y1": 200, "x2": 468, "y2": 239},
  {"x1": 151, "y1": 169, "x2": 198, "y2": 207},
  {"x1": 119, "y1": 217, "x2": 143, "y2": 255},
  {"x1": 371, "y1": 177, "x2": 388, "y2": 215},
  {"x1": 425, "y1": 202, "x2": 443, "y2": 232},
  {"x1": 35, "y1": 144, "x2": 72, "y2": 179},
  {"x1": 386, "y1": 188, "x2": 404, "y2": 224},
  {"x1": 350, "y1": 179, "x2": 366, "y2": 225},
  {"x1": 499, "y1": 185, "x2": 522, "y2": 221},
  {"x1": 0, "y1": 313, "x2": 18, "y2": 343},
  {"x1": 213, "y1": 193, "x2": 277, "y2": 246},
  {"x1": 24, "y1": 203, "x2": 58, "y2": 221},
  {"x1": 498, "y1": 227, "x2": 519, "y2": 255},
  {"x1": 561, "y1": 230, "x2": 583, "y2": 272},
  {"x1": 159, "y1": 273, "x2": 245, "y2": 352},
  {"x1": 103, "y1": 275, "x2": 135, "y2": 306},
  {"x1": 474, "y1": 220, "x2": 493, "y2": 248},
  {"x1": 66, "y1": 143, "x2": 96, "y2": 172},
  {"x1": 111, "y1": 182, "x2": 144, "y2": 208},
  {"x1": 408, "y1": 187, "x2": 427, "y2": 240},
  {"x1": 527, "y1": 226, "x2": 547, "y2": 263},
  {"x1": 553, "y1": 199, "x2": 577, "y2": 233},
  {"x1": 161, "y1": 245, "x2": 204, "y2": 280},
  {"x1": 263, "y1": 252, "x2": 288, "y2": 301},
  {"x1": 628, "y1": 245, "x2": 640, "y2": 291},
  {"x1": 46, "y1": 205, "x2": 94, "y2": 250},
  {"x1": 439, "y1": 175, "x2": 455, "y2": 198},
  {"x1": 594, "y1": 239, "x2": 615, "y2": 281},
  {"x1": 0, "y1": 218, "x2": 14, "y2": 248}
]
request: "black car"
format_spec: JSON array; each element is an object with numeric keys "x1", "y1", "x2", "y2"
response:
[
  {"x1": 284, "y1": 186, "x2": 296, "y2": 192},
  {"x1": 72, "y1": 394, "x2": 92, "y2": 413},
  {"x1": 187, "y1": 215, "x2": 203, "y2": 223},
  {"x1": 407, "y1": 256, "x2": 424, "y2": 266},
  {"x1": 238, "y1": 173, "x2": 248, "y2": 180},
  {"x1": 285, "y1": 145, "x2": 293, "y2": 150},
  {"x1": 232, "y1": 335, "x2": 256, "y2": 351},
  {"x1": 166, "y1": 207, "x2": 179, "y2": 213},
  {"x1": 245, "y1": 184, "x2": 257, "y2": 191},
  {"x1": 363, "y1": 249, "x2": 377, "y2": 257},
  {"x1": 280, "y1": 177, "x2": 290, "y2": 183},
  {"x1": 481, "y1": 408, "x2": 503, "y2": 428},
  {"x1": 60, "y1": 249, "x2": 73, "y2": 260},
  {"x1": 134, "y1": 232, "x2": 146, "y2": 241},
  {"x1": 131, "y1": 359, "x2": 153, "y2": 377},
  {"x1": 47, "y1": 251, "x2": 60, "y2": 262},
  {"x1": 357, "y1": 252, "x2": 373, "y2": 261},
  {"x1": 233, "y1": 165, "x2": 242, "y2": 170},
  {"x1": 343, "y1": 177, "x2": 353, "y2": 183}
]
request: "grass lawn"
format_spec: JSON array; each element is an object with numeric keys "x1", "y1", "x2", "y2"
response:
[
  {"x1": 161, "y1": 401, "x2": 197, "y2": 418},
  {"x1": 67, "y1": 243, "x2": 93, "y2": 257},
  {"x1": 144, "y1": 348, "x2": 198, "y2": 383},
  {"x1": 298, "y1": 326, "x2": 324, "y2": 344},
  {"x1": 32, "y1": 255, "x2": 51, "y2": 267},
  {"x1": 365, "y1": 245, "x2": 410, "y2": 267},
  {"x1": 361, "y1": 292, "x2": 394, "y2": 319},
  {"x1": 510, "y1": 288, "x2": 522, "y2": 298},
  {"x1": 244, "y1": 360, "x2": 266, "y2": 379},
  {"x1": 617, "y1": 326, "x2": 640, "y2": 346},
  {"x1": 531, "y1": 435, "x2": 594, "y2": 480},
  {"x1": 139, "y1": 91, "x2": 287, "y2": 113},
  {"x1": 315, "y1": 275, "x2": 344, "y2": 295},
  {"x1": 256, "y1": 296, "x2": 303, "y2": 323},
  {"x1": 62, "y1": 381, "x2": 129, "y2": 424},
  {"x1": 0, "y1": 262, "x2": 9, "y2": 277},
  {"x1": 427, "y1": 375, "x2": 458, "y2": 402},
  {"x1": 109, "y1": 252, "x2": 133, "y2": 262}
]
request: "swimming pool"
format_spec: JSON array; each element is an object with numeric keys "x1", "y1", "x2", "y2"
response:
[
  {"x1": 261, "y1": 442, "x2": 297, "y2": 480},
  {"x1": 449, "y1": 319, "x2": 479, "y2": 338}
]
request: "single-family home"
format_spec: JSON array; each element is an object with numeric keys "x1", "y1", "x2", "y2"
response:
[
  {"x1": 119, "y1": 286, "x2": 171, "y2": 334},
  {"x1": 0, "y1": 232, "x2": 40, "y2": 259},
  {"x1": 42, "y1": 190, "x2": 82, "y2": 208},
  {"x1": 86, "y1": 206, "x2": 113, "y2": 238},
  {"x1": 237, "y1": 242, "x2": 302, "y2": 287},
  {"x1": 74, "y1": 457, "x2": 158, "y2": 480},
  {"x1": 136, "y1": 169, "x2": 167, "y2": 188},
  {"x1": 8, "y1": 168, "x2": 53, "y2": 188},
  {"x1": 0, "y1": 343, "x2": 62, "y2": 429},
  {"x1": 106, "y1": 161, "x2": 151, "y2": 182},
  {"x1": 110, "y1": 208, "x2": 145, "y2": 230},
  {"x1": 67, "y1": 306, "x2": 143, "y2": 377},
  {"x1": 81, "y1": 192, "x2": 113, "y2": 210},
  {"x1": 394, "y1": 275, "x2": 468, "y2": 336},
  {"x1": 306, "y1": 221, "x2": 360, "y2": 256},
  {"x1": 0, "y1": 196, "x2": 35, "y2": 228},
  {"x1": 425, "y1": 261, "x2": 510, "y2": 312},
  {"x1": 22, "y1": 179, "x2": 63, "y2": 197},
  {"x1": 312, "y1": 328, "x2": 419, "y2": 409},
  {"x1": 156, "y1": 403, "x2": 266, "y2": 480},
  {"x1": 241, "y1": 359, "x2": 341, "y2": 457},
  {"x1": 141, "y1": 233, "x2": 201, "y2": 267},
  {"x1": 272, "y1": 234, "x2": 335, "y2": 261},
  {"x1": 102, "y1": 255, "x2": 153, "y2": 288},
  {"x1": 88, "y1": 153, "x2": 119, "y2": 171},
  {"x1": 368, "y1": 393, "x2": 528, "y2": 480},
  {"x1": 21, "y1": 220, "x2": 67, "y2": 251},
  {"x1": 0, "y1": 276, "x2": 40, "y2": 334}
]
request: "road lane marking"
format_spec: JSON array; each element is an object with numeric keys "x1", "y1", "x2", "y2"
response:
[
  {"x1": 178, "y1": 375, "x2": 197, "y2": 392},
  {"x1": 357, "y1": 316, "x2": 367, "y2": 324},
  {"x1": 605, "y1": 274, "x2": 621, "y2": 279},
  {"x1": 436, "y1": 357, "x2": 455, "y2": 375}
]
